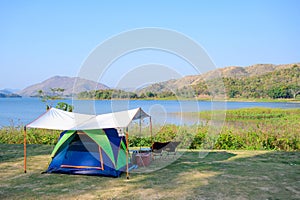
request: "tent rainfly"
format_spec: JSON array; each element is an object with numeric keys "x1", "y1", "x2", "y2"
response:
[{"x1": 24, "y1": 107, "x2": 151, "y2": 178}]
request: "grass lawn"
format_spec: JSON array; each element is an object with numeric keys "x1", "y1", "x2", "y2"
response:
[{"x1": 0, "y1": 144, "x2": 299, "y2": 199}]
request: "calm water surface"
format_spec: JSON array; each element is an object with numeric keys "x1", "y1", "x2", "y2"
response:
[{"x1": 0, "y1": 98, "x2": 299, "y2": 127}]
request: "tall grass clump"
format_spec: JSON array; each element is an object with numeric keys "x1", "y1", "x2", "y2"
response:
[{"x1": 0, "y1": 126, "x2": 60, "y2": 145}]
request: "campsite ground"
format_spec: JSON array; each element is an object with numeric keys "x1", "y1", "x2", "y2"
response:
[{"x1": 0, "y1": 144, "x2": 299, "y2": 199}]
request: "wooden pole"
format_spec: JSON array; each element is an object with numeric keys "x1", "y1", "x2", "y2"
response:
[
  {"x1": 24, "y1": 126, "x2": 27, "y2": 173},
  {"x1": 139, "y1": 109, "x2": 142, "y2": 151},
  {"x1": 125, "y1": 131, "x2": 129, "y2": 179},
  {"x1": 150, "y1": 117, "x2": 153, "y2": 145},
  {"x1": 150, "y1": 117, "x2": 153, "y2": 160}
]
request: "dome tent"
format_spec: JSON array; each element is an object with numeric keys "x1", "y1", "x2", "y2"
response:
[{"x1": 24, "y1": 107, "x2": 151, "y2": 178}]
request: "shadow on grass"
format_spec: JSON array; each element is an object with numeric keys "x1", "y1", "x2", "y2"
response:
[
  {"x1": 128, "y1": 151, "x2": 300, "y2": 199},
  {"x1": 0, "y1": 144, "x2": 53, "y2": 163}
]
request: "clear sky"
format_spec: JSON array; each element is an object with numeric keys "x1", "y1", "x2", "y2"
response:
[{"x1": 0, "y1": 0, "x2": 299, "y2": 89}]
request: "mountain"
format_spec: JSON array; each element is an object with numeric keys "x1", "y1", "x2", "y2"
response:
[
  {"x1": 138, "y1": 63, "x2": 300, "y2": 94},
  {"x1": 0, "y1": 89, "x2": 14, "y2": 95},
  {"x1": 0, "y1": 89, "x2": 22, "y2": 98},
  {"x1": 18, "y1": 76, "x2": 109, "y2": 97},
  {"x1": 1, "y1": 88, "x2": 20, "y2": 93}
]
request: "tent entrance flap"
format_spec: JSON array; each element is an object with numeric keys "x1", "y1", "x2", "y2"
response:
[
  {"x1": 58, "y1": 132, "x2": 104, "y2": 170},
  {"x1": 51, "y1": 130, "x2": 76, "y2": 157}
]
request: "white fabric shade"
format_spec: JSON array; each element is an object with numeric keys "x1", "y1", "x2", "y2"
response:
[{"x1": 26, "y1": 107, "x2": 150, "y2": 130}]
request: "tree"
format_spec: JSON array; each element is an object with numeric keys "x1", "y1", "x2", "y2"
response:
[
  {"x1": 228, "y1": 89, "x2": 239, "y2": 98},
  {"x1": 37, "y1": 88, "x2": 73, "y2": 111},
  {"x1": 267, "y1": 86, "x2": 292, "y2": 99},
  {"x1": 50, "y1": 88, "x2": 65, "y2": 99},
  {"x1": 290, "y1": 85, "x2": 300, "y2": 99},
  {"x1": 56, "y1": 102, "x2": 73, "y2": 112},
  {"x1": 146, "y1": 91, "x2": 156, "y2": 98}
]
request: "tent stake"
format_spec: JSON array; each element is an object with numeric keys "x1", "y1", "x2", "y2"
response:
[{"x1": 24, "y1": 126, "x2": 27, "y2": 173}]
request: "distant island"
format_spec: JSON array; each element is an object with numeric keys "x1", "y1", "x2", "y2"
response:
[{"x1": 0, "y1": 89, "x2": 21, "y2": 98}]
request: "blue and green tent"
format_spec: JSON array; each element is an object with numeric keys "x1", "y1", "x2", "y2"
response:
[{"x1": 24, "y1": 107, "x2": 151, "y2": 178}]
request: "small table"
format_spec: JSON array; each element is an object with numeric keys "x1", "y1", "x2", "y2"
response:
[{"x1": 139, "y1": 147, "x2": 152, "y2": 153}]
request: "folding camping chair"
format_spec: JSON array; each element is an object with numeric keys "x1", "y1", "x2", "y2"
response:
[
  {"x1": 151, "y1": 142, "x2": 169, "y2": 160},
  {"x1": 164, "y1": 141, "x2": 180, "y2": 159}
]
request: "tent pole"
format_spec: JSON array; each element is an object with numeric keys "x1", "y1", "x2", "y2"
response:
[
  {"x1": 125, "y1": 131, "x2": 129, "y2": 179},
  {"x1": 24, "y1": 126, "x2": 27, "y2": 173}
]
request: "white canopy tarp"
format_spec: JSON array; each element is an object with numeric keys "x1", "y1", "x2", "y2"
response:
[{"x1": 26, "y1": 107, "x2": 150, "y2": 130}]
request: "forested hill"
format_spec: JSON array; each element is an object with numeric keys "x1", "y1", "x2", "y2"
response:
[
  {"x1": 152, "y1": 64, "x2": 300, "y2": 99},
  {"x1": 78, "y1": 63, "x2": 300, "y2": 100},
  {"x1": 138, "y1": 63, "x2": 299, "y2": 95},
  {"x1": 219, "y1": 64, "x2": 300, "y2": 99}
]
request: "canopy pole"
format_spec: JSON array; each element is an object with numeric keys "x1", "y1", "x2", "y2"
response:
[
  {"x1": 24, "y1": 126, "x2": 27, "y2": 173},
  {"x1": 150, "y1": 117, "x2": 153, "y2": 145},
  {"x1": 150, "y1": 117, "x2": 153, "y2": 160},
  {"x1": 139, "y1": 118, "x2": 142, "y2": 135},
  {"x1": 125, "y1": 130, "x2": 130, "y2": 179}
]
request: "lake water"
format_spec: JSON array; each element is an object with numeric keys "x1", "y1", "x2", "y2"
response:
[{"x1": 0, "y1": 97, "x2": 299, "y2": 127}]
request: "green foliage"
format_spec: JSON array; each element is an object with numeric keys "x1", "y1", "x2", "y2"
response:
[
  {"x1": 37, "y1": 88, "x2": 73, "y2": 111},
  {"x1": 215, "y1": 131, "x2": 245, "y2": 150},
  {"x1": 154, "y1": 125, "x2": 178, "y2": 142},
  {"x1": 78, "y1": 89, "x2": 140, "y2": 99},
  {"x1": 145, "y1": 91, "x2": 156, "y2": 98},
  {"x1": 1, "y1": 108, "x2": 299, "y2": 151},
  {"x1": 189, "y1": 129, "x2": 206, "y2": 149},
  {"x1": 128, "y1": 135, "x2": 152, "y2": 147},
  {"x1": 56, "y1": 102, "x2": 74, "y2": 112},
  {"x1": 221, "y1": 65, "x2": 300, "y2": 99},
  {"x1": 0, "y1": 127, "x2": 60, "y2": 145},
  {"x1": 129, "y1": 108, "x2": 300, "y2": 151},
  {"x1": 267, "y1": 86, "x2": 292, "y2": 99}
]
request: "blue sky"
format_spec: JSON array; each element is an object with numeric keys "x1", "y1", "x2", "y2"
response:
[{"x1": 0, "y1": 0, "x2": 299, "y2": 89}]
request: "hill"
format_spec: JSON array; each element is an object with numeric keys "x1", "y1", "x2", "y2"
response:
[
  {"x1": 138, "y1": 63, "x2": 300, "y2": 94},
  {"x1": 18, "y1": 76, "x2": 109, "y2": 97},
  {"x1": 76, "y1": 63, "x2": 300, "y2": 100},
  {"x1": 0, "y1": 89, "x2": 21, "y2": 98},
  {"x1": 221, "y1": 64, "x2": 300, "y2": 99}
]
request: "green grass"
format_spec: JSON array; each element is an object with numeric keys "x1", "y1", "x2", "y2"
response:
[
  {"x1": 225, "y1": 97, "x2": 300, "y2": 103},
  {"x1": 0, "y1": 144, "x2": 299, "y2": 199},
  {"x1": 198, "y1": 107, "x2": 300, "y2": 119}
]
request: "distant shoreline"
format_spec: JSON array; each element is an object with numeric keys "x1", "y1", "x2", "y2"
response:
[
  {"x1": 75, "y1": 97, "x2": 300, "y2": 103},
  {"x1": 4, "y1": 95, "x2": 300, "y2": 103}
]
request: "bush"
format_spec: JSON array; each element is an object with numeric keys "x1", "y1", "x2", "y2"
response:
[
  {"x1": 0, "y1": 127, "x2": 60, "y2": 145},
  {"x1": 128, "y1": 136, "x2": 152, "y2": 147},
  {"x1": 215, "y1": 132, "x2": 245, "y2": 150}
]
